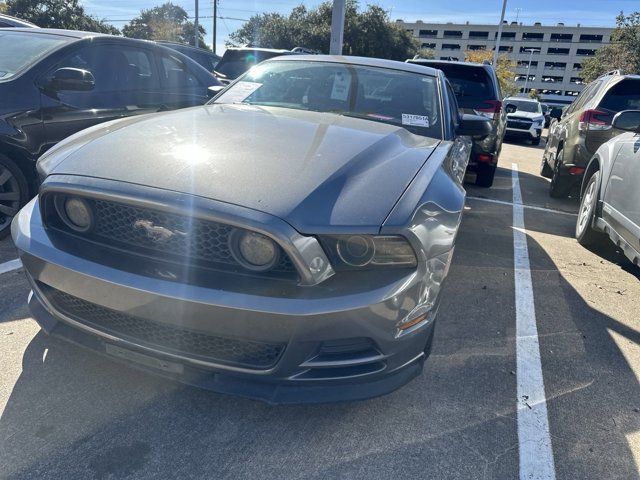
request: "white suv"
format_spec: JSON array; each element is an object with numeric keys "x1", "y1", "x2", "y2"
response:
[{"x1": 504, "y1": 97, "x2": 545, "y2": 145}]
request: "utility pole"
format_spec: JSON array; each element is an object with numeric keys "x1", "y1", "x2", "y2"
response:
[
  {"x1": 493, "y1": 0, "x2": 508, "y2": 65},
  {"x1": 329, "y1": 0, "x2": 346, "y2": 55},
  {"x1": 194, "y1": 0, "x2": 199, "y2": 48},
  {"x1": 523, "y1": 48, "x2": 537, "y2": 93},
  {"x1": 212, "y1": 0, "x2": 217, "y2": 54}
]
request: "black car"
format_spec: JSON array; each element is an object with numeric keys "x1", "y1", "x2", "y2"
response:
[
  {"x1": 407, "y1": 59, "x2": 505, "y2": 187},
  {"x1": 0, "y1": 28, "x2": 222, "y2": 238},
  {"x1": 156, "y1": 41, "x2": 221, "y2": 72},
  {"x1": 214, "y1": 47, "x2": 300, "y2": 84}
]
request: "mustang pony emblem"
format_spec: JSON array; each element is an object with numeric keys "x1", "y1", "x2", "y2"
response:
[{"x1": 133, "y1": 219, "x2": 186, "y2": 244}]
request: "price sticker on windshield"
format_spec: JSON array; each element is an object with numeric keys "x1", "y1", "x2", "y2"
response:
[{"x1": 402, "y1": 114, "x2": 430, "y2": 128}]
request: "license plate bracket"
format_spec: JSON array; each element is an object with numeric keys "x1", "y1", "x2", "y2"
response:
[{"x1": 105, "y1": 343, "x2": 184, "y2": 374}]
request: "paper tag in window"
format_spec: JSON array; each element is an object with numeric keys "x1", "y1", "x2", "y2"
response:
[
  {"x1": 215, "y1": 81, "x2": 262, "y2": 104},
  {"x1": 330, "y1": 71, "x2": 351, "y2": 101},
  {"x1": 402, "y1": 114, "x2": 430, "y2": 127}
]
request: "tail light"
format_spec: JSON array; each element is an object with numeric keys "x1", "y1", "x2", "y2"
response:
[
  {"x1": 474, "y1": 100, "x2": 502, "y2": 121},
  {"x1": 477, "y1": 153, "x2": 493, "y2": 164},
  {"x1": 578, "y1": 109, "x2": 611, "y2": 134}
]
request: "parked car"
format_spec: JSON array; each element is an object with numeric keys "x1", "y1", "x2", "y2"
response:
[
  {"x1": 0, "y1": 13, "x2": 38, "y2": 28},
  {"x1": 13, "y1": 55, "x2": 491, "y2": 403},
  {"x1": 157, "y1": 41, "x2": 221, "y2": 72},
  {"x1": 213, "y1": 47, "x2": 301, "y2": 84},
  {"x1": 0, "y1": 28, "x2": 222, "y2": 238},
  {"x1": 406, "y1": 58, "x2": 505, "y2": 187},
  {"x1": 541, "y1": 71, "x2": 640, "y2": 198},
  {"x1": 575, "y1": 110, "x2": 640, "y2": 266},
  {"x1": 503, "y1": 97, "x2": 545, "y2": 145}
]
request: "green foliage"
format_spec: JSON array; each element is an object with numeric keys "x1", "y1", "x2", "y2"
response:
[
  {"x1": 6, "y1": 0, "x2": 119, "y2": 34},
  {"x1": 123, "y1": 2, "x2": 209, "y2": 50},
  {"x1": 528, "y1": 89, "x2": 540, "y2": 100},
  {"x1": 228, "y1": 1, "x2": 419, "y2": 60},
  {"x1": 582, "y1": 10, "x2": 640, "y2": 82},
  {"x1": 415, "y1": 48, "x2": 435, "y2": 60},
  {"x1": 0, "y1": 3, "x2": 7, "y2": 14}
]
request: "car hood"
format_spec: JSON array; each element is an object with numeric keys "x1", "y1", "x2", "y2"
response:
[
  {"x1": 507, "y1": 111, "x2": 544, "y2": 121},
  {"x1": 47, "y1": 104, "x2": 440, "y2": 233}
]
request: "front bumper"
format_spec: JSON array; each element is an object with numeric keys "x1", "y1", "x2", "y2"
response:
[
  {"x1": 13, "y1": 198, "x2": 446, "y2": 404},
  {"x1": 505, "y1": 125, "x2": 542, "y2": 140}
]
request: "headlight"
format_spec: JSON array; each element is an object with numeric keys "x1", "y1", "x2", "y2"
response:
[
  {"x1": 229, "y1": 229, "x2": 280, "y2": 271},
  {"x1": 320, "y1": 235, "x2": 417, "y2": 270},
  {"x1": 55, "y1": 196, "x2": 93, "y2": 232}
]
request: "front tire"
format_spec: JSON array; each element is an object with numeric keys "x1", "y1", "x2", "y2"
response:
[
  {"x1": 0, "y1": 155, "x2": 29, "y2": 240},
  {"x1": 576, "y1": 170, "x2": 606, "y2": 247},
  {"x1": 540, "y1": 155, "x2": 553, "y2": 178},
  {"x1": 531, "y1": 135, "x2": 541, "y2": 146},
  {"x1": 549, "y1": 148, "x2": 572, "y2": 198}
]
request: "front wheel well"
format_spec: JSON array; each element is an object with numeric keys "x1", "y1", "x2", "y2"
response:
[{"x1": 581, "y1": 157, "x2": 600, "y2": 198}]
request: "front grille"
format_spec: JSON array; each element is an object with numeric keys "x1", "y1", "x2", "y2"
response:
[
  {"x1": 47, "y1": 196, "x2": 296, "y2": 277},
  {"x1": 507, "y1": 120, "x2": 532, "y2": 129},
  {"x1": 46, "y1": 287, "x2": 285, "y2": 369}
]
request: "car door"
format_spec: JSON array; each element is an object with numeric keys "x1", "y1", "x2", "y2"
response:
[
  {"x1": 156, "y1": 52, "x2": 210, "y2": 109},
  {"x1": 603, "y1": 131, "x2": 640, "y2": 252},
  {"x1": 39, "y1": 41, "x2": 162, "y2": 149}
]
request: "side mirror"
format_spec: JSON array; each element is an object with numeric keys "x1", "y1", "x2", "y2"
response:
[
  {"x1": 49, "y1": 67, "x2": 95, "y2": 92},
  {"x1": 612, "y1": 110, "x2": 640, "y2": 133},
  {"x1": 550, "y1": 108, "x2": 563, "y2": 120},
  {"x1": 505, "y1": 103, "x2": 517, "y2": 114},
  {"x1": 456, "y1": 114, "x2": 492, "y2": 138},
  {"x1": 207, "y1": 85, "x2": 225, "y2": 99}
]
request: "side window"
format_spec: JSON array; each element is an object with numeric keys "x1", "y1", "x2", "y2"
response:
[
  {"x1": 160, "y1": 54, "x2": 202, "y2": 89},
  {"x1": 445, "y1": 80, "x2": 461, "y2": 128},
  {"x1": 52, "y1": 44, "x2": 158, "y2": 92},
  {"x1": 568, "y1": 80, "x2": 601, "y2": 114}
]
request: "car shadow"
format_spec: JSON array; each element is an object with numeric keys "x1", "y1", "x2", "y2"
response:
[{"x1": 1, "y1": 198, "x2": 639, "y2": 478}]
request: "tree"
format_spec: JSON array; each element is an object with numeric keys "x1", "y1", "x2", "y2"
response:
[
  {"x1": 6, "y1": 0, "x2": 119, "y2": 34},
  {"x1": 582, "y1": 10, "x2": 640, "y2": 82},
  {"x1": 228, "y1": 1, "x2": 419, "y2": 61},
  {"x1": 123, "y1": 2, "x2": 208, "y2": 50},
  {"x1": 414, "y1": 48, "x2": 435, "y2": 60},
  {"x1": 464, "y1": 50, "x2": 518, "y2": 97},
  {"x1": 528, "y1": 89, "x2": 540, "y2": 100}
]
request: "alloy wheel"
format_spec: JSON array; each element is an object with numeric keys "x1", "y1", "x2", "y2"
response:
[{"x1": 0, "y1": 165, "x2": 21, "y2": 232}]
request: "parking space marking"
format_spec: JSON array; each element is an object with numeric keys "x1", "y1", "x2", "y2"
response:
[
  {"x1": 0, "y1": 258, "x2": 22, "y2": 275},
  {"x1": 467, "y1": 196, "x2": 577, "y2": 217},
  {"x1": 512, "y1": 163, "x2": 556, "y2": 480}
]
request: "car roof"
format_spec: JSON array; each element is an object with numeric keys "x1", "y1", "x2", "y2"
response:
[
  {"x1": 407, "y1": 58, "x2": 489, "y2": 69},
  {"x1": 0, "y1": 13, "x2": 39, "y2": 27},
  {"x1": 505, "y1": 97, "x2": 539, "y2": 103},
  {"x1": 226, "y1": 47, "x2": 293, "y2": 54},
  {"x1": 1, "y1": 28, "x2": 174, "y2": 49},
  {"x1": 265, "y1": 54, "x2": 440, "y2": 76}
]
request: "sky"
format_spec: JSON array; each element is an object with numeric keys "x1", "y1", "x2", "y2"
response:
[{"x1": 83, "y1": 0, "x2": 637, "y2": 53}]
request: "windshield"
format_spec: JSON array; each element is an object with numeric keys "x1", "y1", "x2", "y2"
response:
[
  {"x1": 0, "y1": 32, "x2": 68, "y2": 81},
  {"x1": 214, "y1": 60, "x2": 442, "y2": 138},
  {"x1": 506, "y1": 99, "x2": 542, "y2": 113},
  {"x1": 215, "y1": 50, "x2": 290, "y2": 79}
]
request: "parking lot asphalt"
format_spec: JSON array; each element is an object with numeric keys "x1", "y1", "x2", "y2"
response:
[{"x1": 1, "y1": 137, "x2": 639, "y2": 479}]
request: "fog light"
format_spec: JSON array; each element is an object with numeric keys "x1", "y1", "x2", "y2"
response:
[
  {"x1": 62, "y1": 197, "x2": 92, "y2": 232},
  {"x1": 230, "y1": 230, "x2": 279, "y2": 271}
]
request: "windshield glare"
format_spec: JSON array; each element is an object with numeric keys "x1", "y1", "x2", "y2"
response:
[
  {"x1": 507, "y1": 100, "x2": 542, "y2": 114},
  {"x1": 0, "y1": 32, "x2": 68, "y2": 81},
  {"x1": 214, "y1": 60, "x2": 442, "y2": 138}
]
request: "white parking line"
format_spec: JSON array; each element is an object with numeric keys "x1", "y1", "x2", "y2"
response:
[
  {"x1": 0, "y1": 258, "x2": 22, "y2": 275},
  {"x1": 512, "y1": 163, "x2": 556, "y2": 480},
  {"x1": 467, "y1": 196, "x2": 577, "y2": 217}
]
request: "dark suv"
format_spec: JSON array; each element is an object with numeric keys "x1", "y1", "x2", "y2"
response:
[
  {"x1": 407, "y1": 59, "x2": 505, "y2": 187},
  {"x1": 542, "y1": 71, "x2": 640, "y2": 197},
  {"x1": 214, "y1": 48, "x2": 300, "y2": 84},
  {"x1": 0, "y1": 28, "x2": 221, "y2": 238}
]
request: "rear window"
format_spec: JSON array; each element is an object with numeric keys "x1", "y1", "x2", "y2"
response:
[
  {"x1": 599, "y1": 79, "x2": 640, "y2": 112},
  {"x1": 425, "y1": 63, "x2": 495, "y2": 107},
  {"x1": 215, "y1": 50, "x2": 291, "y2": 80}
]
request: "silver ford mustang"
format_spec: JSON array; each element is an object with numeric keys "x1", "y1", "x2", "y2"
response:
[{"x1": 12, "y1": 55, "x2": 490, "y2": 403}]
